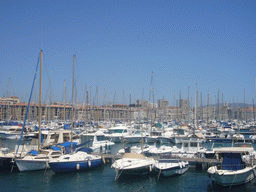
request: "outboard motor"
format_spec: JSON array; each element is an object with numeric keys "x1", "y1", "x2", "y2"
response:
[{"x1": 125, "y1": 147, "x2": 131, "y2": 153}]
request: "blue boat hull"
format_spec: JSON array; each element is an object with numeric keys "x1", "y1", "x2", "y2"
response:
[{"x1": 49, "y1": 159, "x2": 102, "y2": 173}]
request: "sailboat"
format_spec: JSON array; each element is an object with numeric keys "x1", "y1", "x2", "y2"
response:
[
  {"x1": 15, "y1": 50, "x2": 63, "y2": 172},
  {"x1": 48, "y1": 55, "x2": 102, "y2": 173}
]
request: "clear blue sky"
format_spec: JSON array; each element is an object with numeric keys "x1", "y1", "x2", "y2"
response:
[{"x1": 1, "y1": 0, "x2": 255, "y2": 106}]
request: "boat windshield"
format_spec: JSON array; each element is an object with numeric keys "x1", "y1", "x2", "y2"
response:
[
  {"x1": 97, "y1": 135, "x2": 107, "y2": 141},
  {"x1": 159, "y1": 159, "x2": 179, "y2": 163},
  {"x1": 213, "y1": 143, "x2": 224, "y2": 148},
  {"x1": 108, "y1": 129, "x2": 126, "y2": 134},
  {"x1": 233, "y1": 143, "x2": 252, "y2": 148}
]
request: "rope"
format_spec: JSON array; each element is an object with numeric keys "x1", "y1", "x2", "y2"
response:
[
  {"x1": 157, "y1": 168, "x2": 161, "y2": 180},
  {"x1": 102, "y1": 155, "x2": 106, "y2": 164},
  {"x1": 10, "y1": 157, "x2": 15, "y2": 172},
  {"x1": 115, "y1": 168, "x2": 124, "y2": 181},
  {"x1": 229, "y1": 173, "x2": 237, "y2": 190},
  {"x1": 44, "y1": 160, "x2": 49, "y2": 175}
]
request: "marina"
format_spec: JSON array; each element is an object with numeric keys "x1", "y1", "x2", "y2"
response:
[
  {"x1": 1, "y1": 133, "x2": 256, "y2": 191},
  {"x1": 1, "y1": 1, "x2": 256, "y2": 191}
]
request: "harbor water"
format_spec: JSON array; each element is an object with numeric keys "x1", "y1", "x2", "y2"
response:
[{"x1": 1, "y1": 140, "x2": 256, "y2": 192}]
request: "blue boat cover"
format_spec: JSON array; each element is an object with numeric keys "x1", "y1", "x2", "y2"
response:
[
  {"x1": 63, "y1": 124, "x2": 71, "y2": 130},
  {"x1": 76, "y1": 147, "x2": 93, "y2": 153},
  {"x1": 50, "y1": 146, "x2": 61, "y2": 151},
  {"x1": 58, "y1": 142, "x2": 78, "y2": 147},
  {"x1": 27, "y1": 150, "x2": 39, "y2": 155},
  {"x1": 222, "y1": 153, "x2": 245, "y2": 171},
  {"x1": 57, "y1": 142, "x2": 77, "y2": 154}
]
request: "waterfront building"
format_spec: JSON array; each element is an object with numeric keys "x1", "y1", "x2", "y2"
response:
[{"x1": 0, "y1": 96, "x2": 255, "y2": 123}]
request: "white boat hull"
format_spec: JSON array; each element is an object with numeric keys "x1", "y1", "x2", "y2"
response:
[
  {"x1": 154, "y1": 160, "x2": 189, "y2": 177},
  {"x1": 159, "y1": 166, "x2": 189, "y2": 177},
  {"x1": 111, "y1": 153, "x2": 155, "y2": 176},
  {"x1": 106, "y1": 136, "x2": 123, "y2": 143},
  {"x1": 15, "y1": 149, "x2": 62, "y2": 172},
  {"x1": 208, "y1": 166, "x2": 256, "y2": 186},
  {"x1": 123, "y1": 136, "x2": 142, "y2": 143},
  {"x1": 15, "y1": 159, "x2": 49, "y2": 171}
]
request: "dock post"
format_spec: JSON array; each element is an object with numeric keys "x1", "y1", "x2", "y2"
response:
[{"x1": 195, "y1": 162, "x2": 202, "y2": 170}]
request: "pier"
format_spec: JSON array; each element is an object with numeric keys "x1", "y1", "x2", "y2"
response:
[{"x1": 101, "y1": 153, "x2": 221, "y2": 169}]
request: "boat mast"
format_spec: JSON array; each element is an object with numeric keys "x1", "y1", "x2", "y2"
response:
[
  {"x1": 7, "y1": 78, "x2": 10, "y2": 122},
  {"x1": 150, "y1": 71, "x2": 154, "y2": 134},
  {"x1": 64, "y1": 80, "x2": 66, "y2": 122},
  {"x1": 187, "y1": 86, "x2": 190, "y2": 124},
  {"x1": 194, "y1": 84, "x2": 198, "y2": 135},
  {"x1": 38, "y1": 50, "x2": 42, "y2": 151},
  {"x1": 207, "y1": 90, "x2": 209, "y2": 127},
  {"x1": 71, "y1": 55, "x2": 75, "y2": 154},
  {"x1": 34, "y1": 77, "x2": 37, "y2": 122}
]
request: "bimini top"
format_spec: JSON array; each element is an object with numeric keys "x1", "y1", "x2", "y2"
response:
[
  {"x1": 123, "y1": 153, "x2": 146, "y2": 159},
  {"x1": 214, "y1": 147, "x2": 255, "y2": 154}
]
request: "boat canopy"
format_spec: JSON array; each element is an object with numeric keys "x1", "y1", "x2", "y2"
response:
[
  {"x1": 214, "y1": 147, "x2": 254, "y2": 153},
  {"x1": 123, "y1": 153, "x2": 146, "y2": 159},
  {"x1": 222, "y1": 153, "x2": 245, "y2": 171},
  {"x1": 27, "y1": 150, "x2": 39, "y2": 155},
  {"x1": 50, "y1": 146, "x2": 61, "y2": 151},
  {"x1": 194, "y1": 132, "x2": 205, "y2": 139},
  {"x1": 57, "y1": 141, "x2": 77, "y2": 147}
]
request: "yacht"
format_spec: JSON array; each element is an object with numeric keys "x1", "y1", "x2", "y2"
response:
[
  {"x1": 81, "y1": 130, "x2": 115, "y2": 154},
  {"x1": 105, "y1": 124, "x2": 130, "y2": 143}
]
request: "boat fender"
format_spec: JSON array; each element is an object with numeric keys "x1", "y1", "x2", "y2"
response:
[
  {"x1": 88, "y1": 159, "x2": 91, "y2": 167},
  {"x1": 150, "y1": 165, "x2": 152, "y2": 172},
  {"x1": 76, "y1": 163, "x2": 80, "y2": 170},
  {"x1": 179, "y1": 162, "x2": 182, "y2": 168},
  {"x1": 182, "y1": 162, "x2": 185, "y2": 167}
]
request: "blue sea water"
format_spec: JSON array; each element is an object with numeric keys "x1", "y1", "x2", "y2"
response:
[{"x1": 1, "y1": 140, "x2": 256, "y2": 192}]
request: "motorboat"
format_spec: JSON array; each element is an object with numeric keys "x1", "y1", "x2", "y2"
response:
[
  {"x1": 0, "y1": 126, "x2": 34, "y2": 140},
  {"x1": 117, "y1": 145, "x2": 152, "y2": 155},
  {"x1": 204, "y1": 139, "x2": 233, "y2": 159},
  {"x1": 232, "y1": 133, "x2": 245, "y2": 140},
  {"x1": 111, "y1": 153, "x2": 155, "y2": 179},
  {"x1": 0, "y1": 147, "x2": 16, "y2": 172},
  {"x1": 143, "y1": 145, "x2": 174, "y2": 157},
  {"x1": 123, "y1": 130, "x2": 145, "y2": 143},
  {"x1": 207, "y1": 147, "x2": 256, "y2": 186},
  {"x1": 154, "y1": 159, "x2": 189, "y2": 177},
  {"x1": 171, "y1": 138, "x2": 207, "y2": 158},
  {"x1": 145, "y1": 131, "x2": 162, "y2": 143},
  {"x1": 81, "y1": 130, "x2": 115, "y2": 154},
  {"x1": 105, "y1": 124, "x2": 130, "y2": 143}
]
